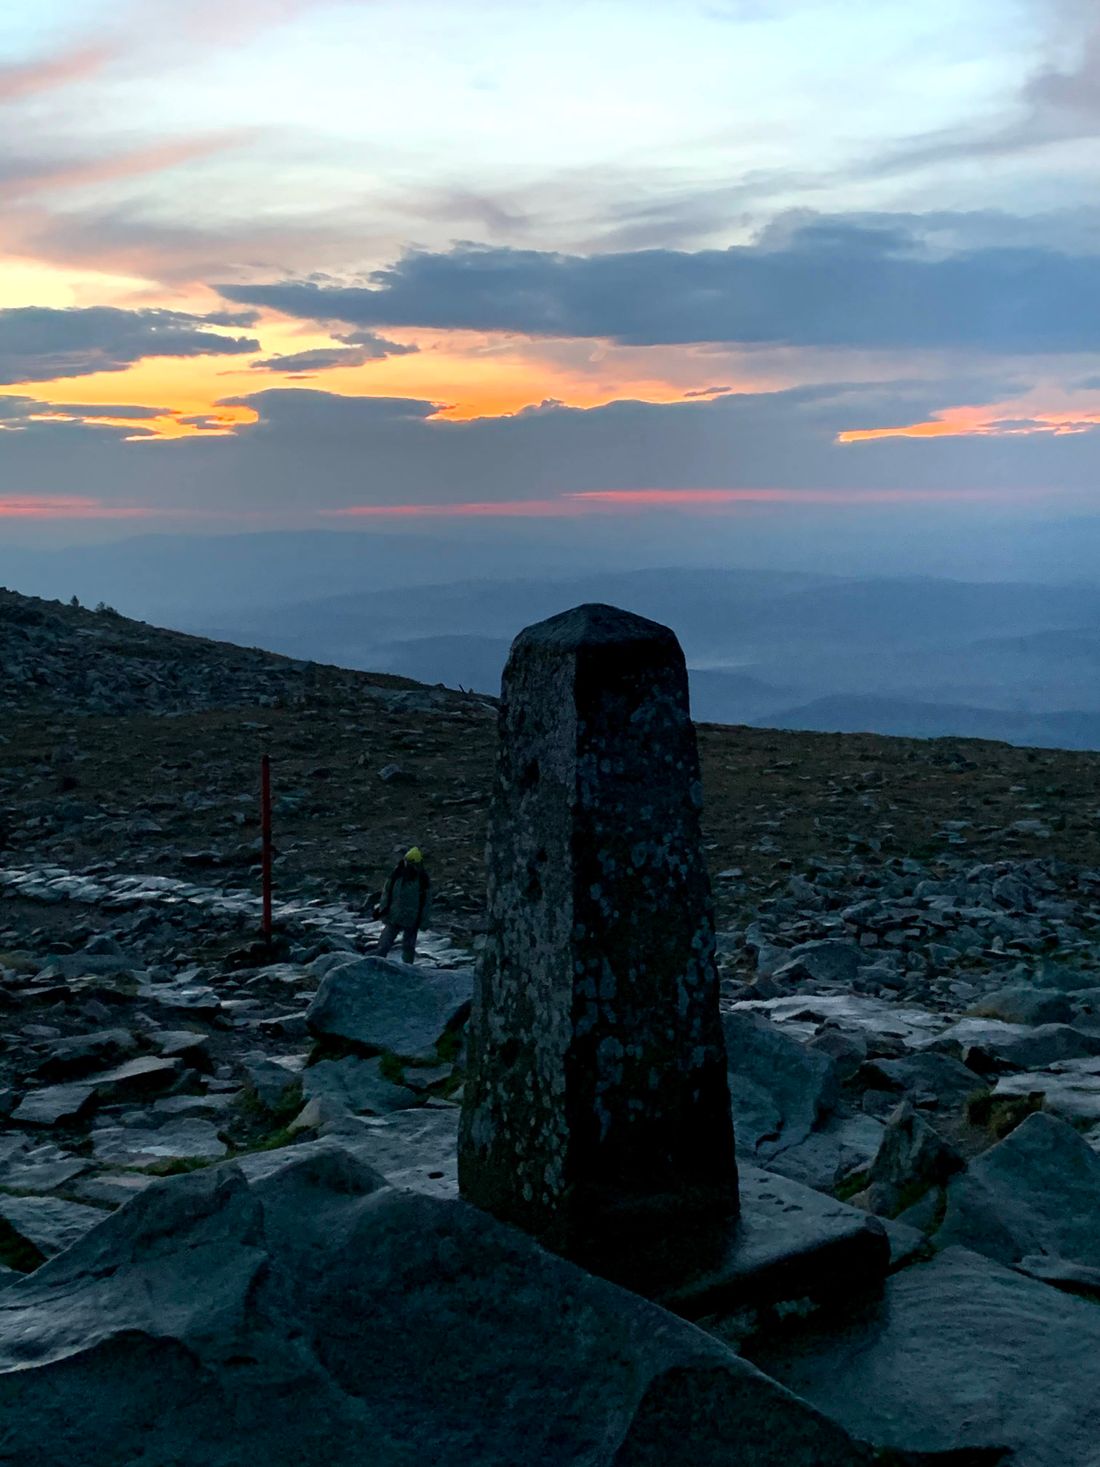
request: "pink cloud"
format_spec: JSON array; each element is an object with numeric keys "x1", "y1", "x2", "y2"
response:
[
  {"x1": 0, "y1": 43, "x2": 111, "y2": 103},
  {"x1": 0, "y1": 495, "x2": 157, "y2": 520}
]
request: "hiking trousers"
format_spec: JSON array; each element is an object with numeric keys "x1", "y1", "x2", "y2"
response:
[{"x1": 377, "y1": 922, "x2": 418, "y2": 964}]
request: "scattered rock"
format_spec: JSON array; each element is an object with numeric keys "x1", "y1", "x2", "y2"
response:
[
  {"x1": 10, "y1": 1082, "x2": 96, "y2": 1127},
  {"x1": 929, "y1": 1019, "x2": 1100, "y2": 1073},
  {"x1": 967, "y1": 985, "x2": 1074, "y2": 1027},
  {"x1": 242, "y1": 1055, "x2": 302, "y2": 1111},
  {"x1": 33, "y1": 1029, "x2": 138, "y2": 1080},
  {"x1": 0, "y1": 1194, "x2": 105, "y2": 1261},
  {"x1": 852, "y1": 1101, "x2": 963, "y2": 1218},
  {"x1": 860, "y1": 1052, "x2": 986, "y2": 1110},
  {"x1": 301, "y1": 1055, "x2": 419, "y2": 1114},
  {"x1": 723, "y1": 1010, "x2": 840, "y2": 1160},
  {"x1": 91, "y1": 1119, "x2": 227, "y2": 1167}
]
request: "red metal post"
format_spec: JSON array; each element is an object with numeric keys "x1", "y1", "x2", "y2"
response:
[{"x1": 261, "y1": 753, "x2": 273, "y2": 942}]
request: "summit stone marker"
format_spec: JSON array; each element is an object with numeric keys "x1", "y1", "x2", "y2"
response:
[{"x1": 458, "y1": 603, "x2": 738, "y2": 1287}]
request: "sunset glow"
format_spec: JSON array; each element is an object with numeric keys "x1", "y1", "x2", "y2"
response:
[{"x1": 1, "y1": 0, "x2": 1098, "y2": 540}]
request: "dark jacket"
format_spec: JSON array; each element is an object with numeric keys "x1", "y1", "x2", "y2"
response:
[{"x1": 378, "y1": 861, "x2": 431, "y2": 928}]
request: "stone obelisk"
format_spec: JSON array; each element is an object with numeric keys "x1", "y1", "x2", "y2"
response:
[{"x1": 458, "y1": 604, "x2": 737, "y2": 1288}]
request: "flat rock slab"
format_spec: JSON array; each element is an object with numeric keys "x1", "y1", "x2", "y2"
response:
[
  {"x1": 0, "y1": 1157, "x2": 88, "y2": 1193},
  {"x1": 136, "y1": 985, "x2": 222, "y2": 1019},
  {"x1": 748, "y1": 1246, "x2": 1100, "y2": 1467},
  {"x1": 927, "y1": 1019, "x2": 1100, "y2": 1071},
  {"x1": 91, "y1": 1119, "x2": 227, "y2": 1167},
  {"x1": 657, "y1": 1166, "x2": 890, "y2": 1319},
  {"x1": 71, "y1": 1172, "x2": 159, "y2": 1207},
  {"x1": 739, "y1": 996, "x2": 948, "y2": 1050},
  {"x1": 152, "y1": 1030, "x2": 212, "y2": 1064},
  {"x1": 34, "y1": 1029, "x2": 138, "y2": 1080},
  {"x1": 86, "y1": 1056, "x2": 183, "y2": 1103},
  {"x1": 0, "y1": 1195, "x2": 104, "y2": 1259},
  {"x1": 0, "y1": 1150, "x2": 868, "y2": 1467},
  {"x1": 306, "y1": 957, "x2": 472, "y2": 1061},
  {"x1": 301, "y1": 1055, "x2": 420, "y2": 1115},
  {"x1": 247, "y1": 1112, "x2": 889, "y2": 1316},
  {"x1": 994, "y1": 1062, "x2": 1100, "y2": 1124},
  {"x1": 329, "y1": 1107, "x2": 462, "y2": 1199},
  {"x1": 152, "y1": 1093, "x2": 236, "y2": 1120},
  {"x1": 10, "y1": 1083, "x2": 96, "y2": 1127}
]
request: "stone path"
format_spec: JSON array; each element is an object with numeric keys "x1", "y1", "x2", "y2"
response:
[{"x1": 0, "y1": 863, "x2": 469, "y2": 969}]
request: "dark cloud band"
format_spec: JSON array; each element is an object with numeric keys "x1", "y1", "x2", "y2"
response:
[
  {"x1": 0, "y1": 306, "x2": 259, "y2": 385},
  {"x1": 216, "y1": 224, "x2": 1100, "y2": 354}
]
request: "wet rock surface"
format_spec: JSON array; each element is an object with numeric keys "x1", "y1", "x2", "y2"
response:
[
  {"x1": 748, "y1": 1247, "x2": 1100, "y2": 1467},
  {"x1": 0, "y1": 1147, "x2": 870, "y2": 1467}
]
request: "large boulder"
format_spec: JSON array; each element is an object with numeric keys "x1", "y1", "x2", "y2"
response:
[
  {"x1": 723, "y1": 1011, "x2": 839, "y2": 1161},
  {"x1": 0, "y1": 1147, "x2": 869, "y2": 1467},
  {"x1": 935, "y1": 1111, "x2": 1100, "y2": 1286},
  {"x1": 749, "y1": 1246, "x2": 1100, "y2": 1467},
  {"x1": 306, "y1": 957, "x2": 472, "y2": 1062}
]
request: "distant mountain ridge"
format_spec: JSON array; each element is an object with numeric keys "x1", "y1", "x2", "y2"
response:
[
  {"x1": 756, "y1": 693, "x2": 1100, "y2": 750},
  {"x1": 187, "y1": 567, "x2": 1100, "y2": 751},
  {"x1": 7, "y1": 576, "x2": 1100, "y2": 752}
]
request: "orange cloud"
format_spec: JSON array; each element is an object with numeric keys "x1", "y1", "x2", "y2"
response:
[
  {"x1": 839, "y1": 407, "x2": 1100, "y2": 442},
  {"x1": 326, "y1": 486, "x2": 1005, "y2": 519}
]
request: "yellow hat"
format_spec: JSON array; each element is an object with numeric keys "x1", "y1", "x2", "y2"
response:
[{"x1": 405, "y1": 847, "x2": 423, "y2": 863}]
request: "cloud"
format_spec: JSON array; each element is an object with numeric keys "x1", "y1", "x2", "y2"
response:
[
  {"x1": 0, "y1": 307, "x2": 260, "y2": 385},
  {"x1": 872, "y1": 14, "x2": 1100, "y2": 173},
  {"x1": 0, "y1": 43, "x2": 110, "y2": 103},
  {"x1": 0, "y1": 395, "x2": 176, "y2": 426},
  {"x1": 7, "y1": 376, "x2": 1098, "y2": 536},
  {"x1": 30, "y1": 401, "x2": 174, "y2": 419},
  {"x1": 0, "y1": 134, "x2": 253, "y2": 202},
  {"x1": 250, "y1": 331, "x2": 419, "y2": 372},
  {"x1": 216, "y1": 225, "x2": 1100, "y2": 354}
]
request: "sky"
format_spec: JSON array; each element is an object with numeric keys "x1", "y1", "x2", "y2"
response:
[{"x1": 2, "y1": 0, "x2": 1100, "y2": 554}]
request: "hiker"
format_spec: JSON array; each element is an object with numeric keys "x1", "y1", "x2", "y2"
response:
[{"x1": 374, "y1": 847, "x2": 432, "y2": 964}]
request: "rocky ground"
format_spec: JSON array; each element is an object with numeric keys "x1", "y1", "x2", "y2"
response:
[{"x1": 6, "y1": 588, "x2": 1100, "y2": 1464}]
